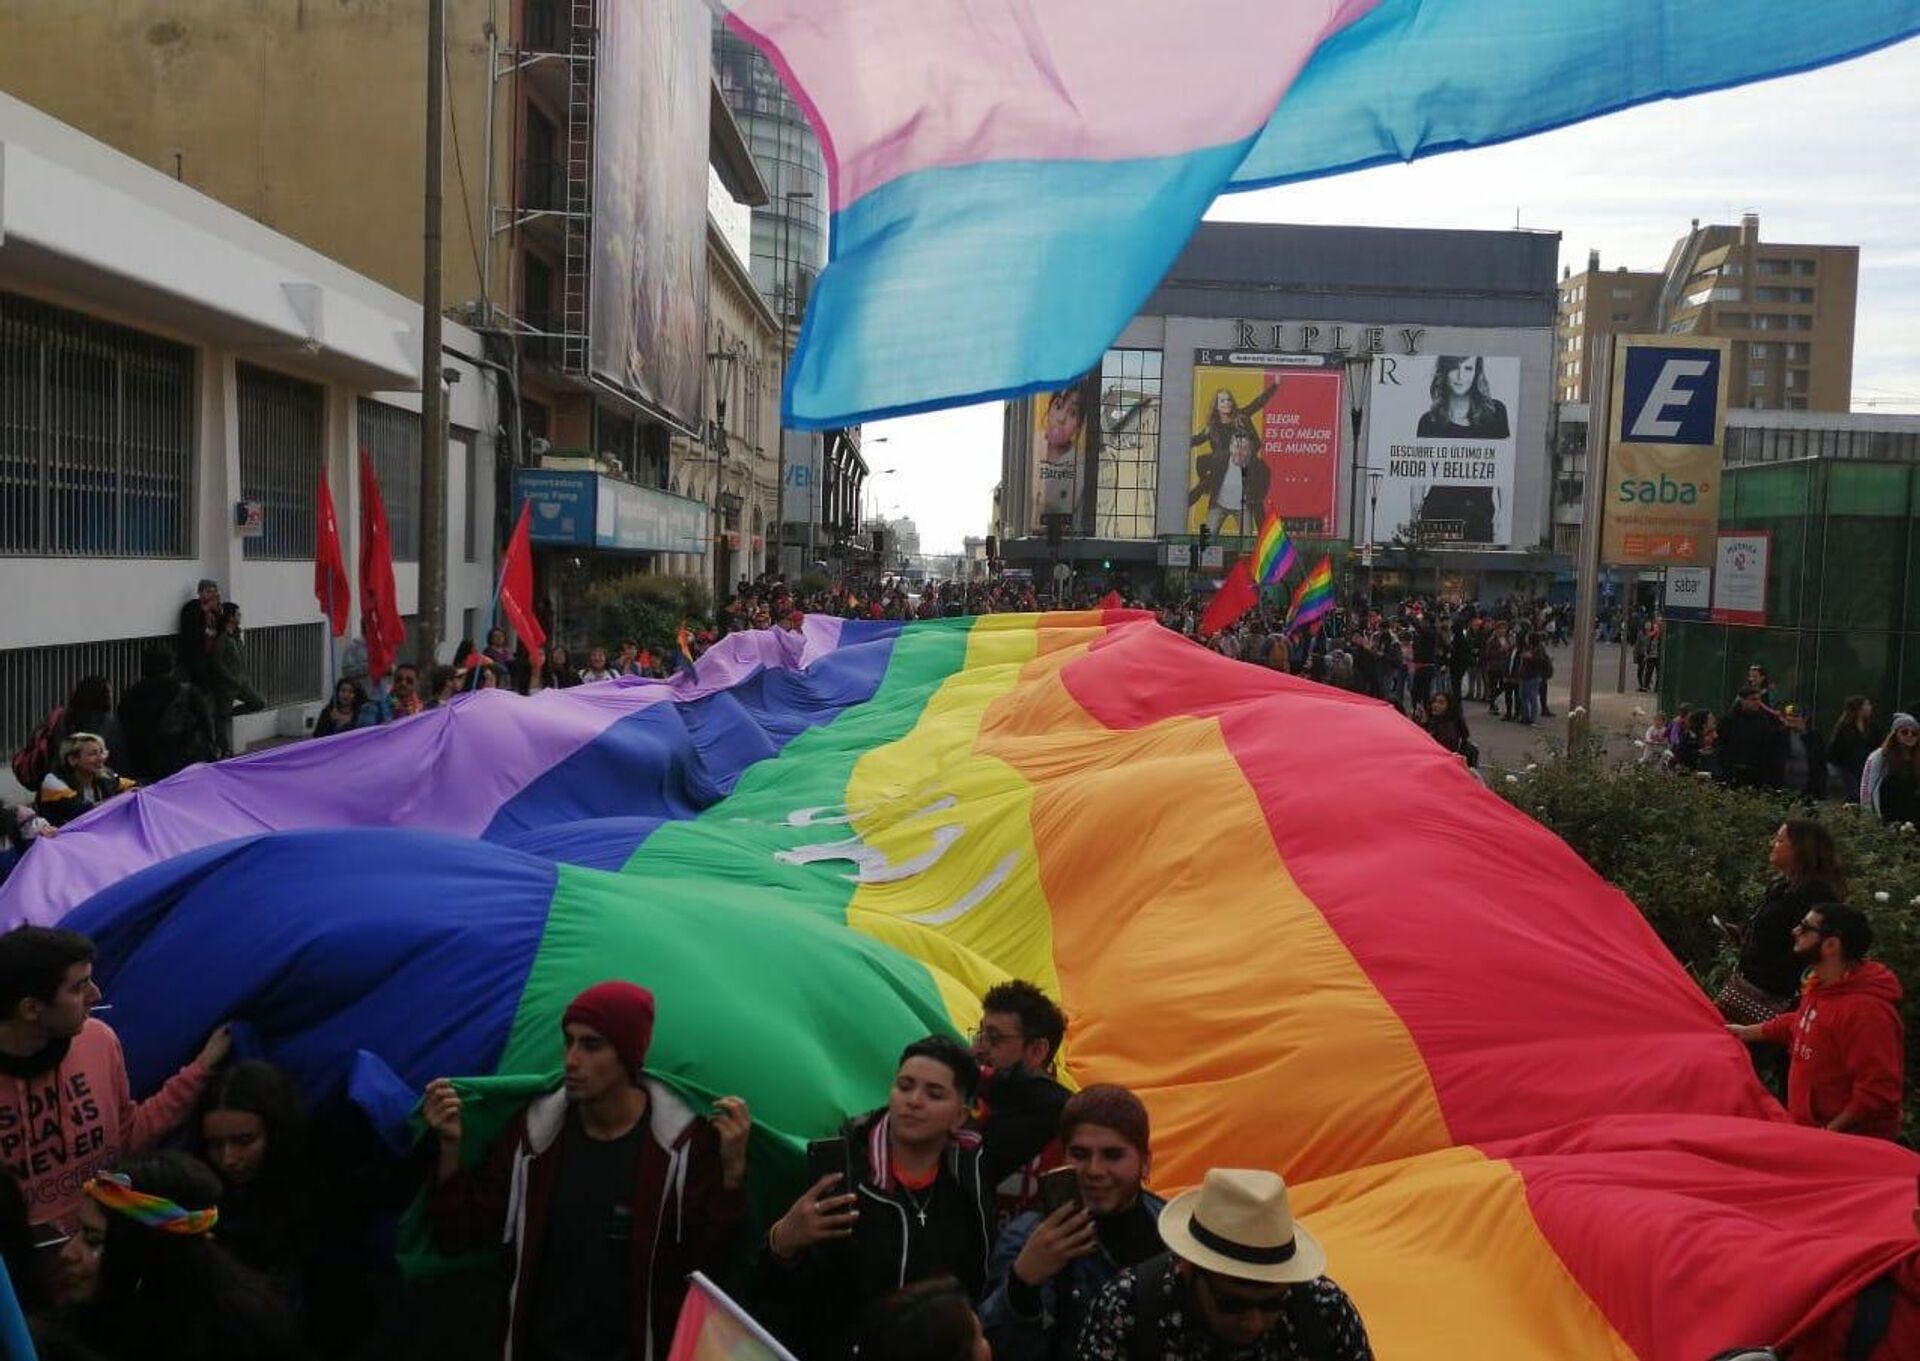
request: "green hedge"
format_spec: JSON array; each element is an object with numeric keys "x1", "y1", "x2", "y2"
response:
[
  {"x1": 575, "y1": 572, "x2": 713, "y2": 658},
  {"x1": 1493, "y1": 740, "x2": 1920, "y2": 1135}
]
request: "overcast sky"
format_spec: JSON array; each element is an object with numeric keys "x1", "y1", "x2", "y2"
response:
[{"x1": 863, "y1": 38, "x2": 1920, "y2": 554}]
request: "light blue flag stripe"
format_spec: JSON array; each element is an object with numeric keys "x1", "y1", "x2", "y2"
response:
[
  {"x1": 1234, "y1": 0, "x2": 1920, "y2": 189},
  {"x1": 779, "y1": 6, "x2": 1919, "y2": 429},
  {"x1": 784, "y1": 139, "x2": 1253, "y2": 429}
]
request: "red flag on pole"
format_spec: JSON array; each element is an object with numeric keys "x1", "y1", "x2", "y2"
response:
[
  {"x1": 314, "y1": 472, "x2": 350, "y2": 638},
  {"x1": 358, "y1": 449, "x2": 407, "y2": 681},
  {"x1": 499, "y1": 499, "x2": 546, "y2": 652},
  {"x1": 1199, "y1": 555, "x2": 1258, "y2": 638}
]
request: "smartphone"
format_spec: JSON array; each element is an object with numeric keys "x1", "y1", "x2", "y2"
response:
[
  {"x1": 806, "y1": 1137, "x2": 853, "y2": 1195},
  {"x1": 1037, "y1": 1166, "x2": 1082, "y2": 1215}
]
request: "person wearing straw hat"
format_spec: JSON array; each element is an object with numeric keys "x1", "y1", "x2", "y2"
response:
[{"x1": 1074, "y1": 1168, "x2": 1370, "y2": 1360}]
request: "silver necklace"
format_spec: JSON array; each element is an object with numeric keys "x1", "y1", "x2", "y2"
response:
[{"x1": 899, "y1": 1181, "x2": 935, "y2": 1227}]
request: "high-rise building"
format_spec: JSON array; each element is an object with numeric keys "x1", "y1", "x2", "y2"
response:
[
  {"x1": 1552, "y1": 250, "x2": 1663, "y2": 405},
  {"x1": 1554, "y1": 214, "x2": 1858, "y2": 412},
  {"x1": 712, "y1": 23, "x2": 865, "y2": 574}
]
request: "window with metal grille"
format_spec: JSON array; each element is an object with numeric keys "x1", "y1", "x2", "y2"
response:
[
  {"x1": 358, "y1": 400, "x2": 421, "y2": 561},
  {"x1": 0, "y1": 632, "x2": 171, "y2": 755},
  {"x1": 239, "y1": 622, "x2": 325, "y2": 708},
  {"x1": 0, "y1": 623, "x2": 325, "y2": 759},
  {"x1": 458, "y1": 427, "x2": 480, "y2": 562},
  {"x1": 1, "y1": 291, "x2": 196, "y2": 558},
  {"x1": 237, "y1": 363, "x2": 324, "y2": 560}
]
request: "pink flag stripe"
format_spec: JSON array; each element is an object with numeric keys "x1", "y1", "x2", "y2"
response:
[{"x1": 721, "y1": 0, "x2": 1381, "y2": 211}]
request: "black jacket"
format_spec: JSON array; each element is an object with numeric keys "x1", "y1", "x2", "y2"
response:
[
  {"x1": 1717, "y1": 706, "x2": 1787, "y2": 788},
  {"x1": 1740, "y1": 877, "x2": 1837, "y2": 1000},
  {"x1": 117, "y1": 676, "x2": 216, "y2": 782},
  {"x1": 763, "y1": 1108, "x2": 1009, "y2": 1360}
]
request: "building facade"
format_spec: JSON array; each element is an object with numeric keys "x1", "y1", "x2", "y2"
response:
[
  {"x1": 1554, "y1": 214, "x2": 1858, "y2": 412},
  {"x1": 997, "y1": 221, "x2": 1563, "y2": 600},
  {"x1": 0, "y1": 0, "x2": 784, "y2": 621},
  {"x1": 713, "y1": 23, "x2": 868, "y2": 577},
  {"x1": 1553, "y1": 250, "x2": 1663, "y2": 404},
  {"x1": 0, "y1": 93, "x2": 502, "y2": 765}
]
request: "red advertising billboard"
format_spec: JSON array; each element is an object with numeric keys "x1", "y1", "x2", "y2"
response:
[{"x1": 1187, "y1": 353, "x2": 1342, "y2": 538}]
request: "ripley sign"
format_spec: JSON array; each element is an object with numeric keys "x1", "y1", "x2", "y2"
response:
[{"x1": 1230, "y1": 321, "x2": 1428, "y2": 356}]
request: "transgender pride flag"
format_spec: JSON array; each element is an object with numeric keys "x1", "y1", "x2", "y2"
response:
[{"x1": 717, "y1": 0, "x2": 1920, "y2": 429}]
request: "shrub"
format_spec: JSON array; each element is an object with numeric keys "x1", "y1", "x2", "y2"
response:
[
  {"x1": 575, "y1": 572, "x2": 712, "y2": 657},
  {"x1": 1493, "y1": 738, "x2": 1920, "y2": 1135}
]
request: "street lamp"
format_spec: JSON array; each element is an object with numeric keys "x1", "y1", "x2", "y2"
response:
[
  {"x1": 776, "y1": 189, "x2": 816, "y2": 566},
  {"x1": 1365, "y1": 469, "x2": 1384, "y2": 606},
  {"x1": 1341, "y1": 350, "x2": 1372, "y2": 562}
]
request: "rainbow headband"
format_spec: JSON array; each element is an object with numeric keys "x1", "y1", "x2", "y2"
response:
[{"x1": 83, "y1": 1172, "x2": 218, "y2": 1237}]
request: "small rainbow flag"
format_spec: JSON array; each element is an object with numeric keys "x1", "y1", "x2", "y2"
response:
[
  {"x1": 667, "y1": 1273, "x2": 795, "y2": 1361},
  {"x1": 1252, "y1": 517, "x2": 1298, "y2": 587},
  {"x1": 1286, "y1": 555, "x2": 1335, "y2": 634}
]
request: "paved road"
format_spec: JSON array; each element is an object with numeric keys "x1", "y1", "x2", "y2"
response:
[{"x1": 1454, "y1": 641, "x2": 1660, "y2": 772}]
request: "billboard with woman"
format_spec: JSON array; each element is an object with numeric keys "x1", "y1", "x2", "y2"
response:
[
  {"x1": 1185, "y1": 356, "x2": 1341, "y2": 539},
  {"x1": 1364, "y1": 354, "x2": 1519, "y2": 547}
]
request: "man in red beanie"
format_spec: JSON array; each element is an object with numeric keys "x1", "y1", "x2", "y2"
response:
[{"x1": 423, "y1": 981, "x2": 752, "y2": 1360}]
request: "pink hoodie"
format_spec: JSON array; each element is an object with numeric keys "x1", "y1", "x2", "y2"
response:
[{"x1": 0, "y1": 1018, "x2": 209, "y2": 1231}]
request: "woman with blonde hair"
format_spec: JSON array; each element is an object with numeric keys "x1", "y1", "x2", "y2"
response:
[{"x1": 33, "y1": 732, "x2": 135, "y2": 828}]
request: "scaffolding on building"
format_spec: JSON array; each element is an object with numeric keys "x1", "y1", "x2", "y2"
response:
[{"x1": 488, "y1": 0, "x2": 596, "y2": 376}]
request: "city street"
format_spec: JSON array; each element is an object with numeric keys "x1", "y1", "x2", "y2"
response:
[{"x1": 1467, "y1": 641, "x2": 1663, "y2": 771}]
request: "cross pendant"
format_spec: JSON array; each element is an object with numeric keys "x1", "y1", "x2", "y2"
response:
[{"x1": 916, "y1": 1208, "x2": 928, "y2": 1227}]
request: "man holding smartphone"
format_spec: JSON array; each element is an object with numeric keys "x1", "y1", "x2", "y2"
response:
[{"x1": 981, "y1": 1085, "x2": 1166, "y2": 1361}]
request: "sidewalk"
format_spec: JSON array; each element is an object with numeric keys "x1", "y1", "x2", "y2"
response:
[{"x1": 1464, "y1": 641, "x2": 1660, "y2": 771}]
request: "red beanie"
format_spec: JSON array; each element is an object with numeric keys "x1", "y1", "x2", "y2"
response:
[{"x1": 561, "y1": 981, "x2": 657, "y2": 1073}]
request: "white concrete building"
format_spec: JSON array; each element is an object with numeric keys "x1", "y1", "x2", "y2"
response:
[{"x1": 0, "y1": 93, "x2": 504, "y2": 766}]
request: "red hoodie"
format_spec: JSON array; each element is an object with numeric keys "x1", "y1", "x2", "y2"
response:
[{"x1": 1760, "y1": 961, "x2": 1905, "y2": 1139}]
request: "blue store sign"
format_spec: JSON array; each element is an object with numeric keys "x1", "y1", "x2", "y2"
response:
[{"x1": 511, "y1": 470, "x2": 707, "y2": 555}]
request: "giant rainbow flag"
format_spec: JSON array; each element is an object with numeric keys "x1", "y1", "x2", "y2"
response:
[
  {"x1": 716, "y1": 1, "x2": 1920, "y2": 427},
  {"x1": 4, "y1": 614, "x2": 1916, "y2": 1357}
]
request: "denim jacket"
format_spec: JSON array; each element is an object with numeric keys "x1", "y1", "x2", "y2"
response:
[{"x1": 979, "y1": 1193, "x2": 1166, "y2": 1361}]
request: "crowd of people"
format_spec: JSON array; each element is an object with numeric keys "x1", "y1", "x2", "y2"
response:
[
  {"x1": 0, "y1": 572, "x2": 1915, "y2": 1357},
  {"x1": 0, "y1": 814, "x2": 1906, "y2": 1359},
  {"x1": 0, "y1": 933, "x2": 1385, "y2": 1360}
]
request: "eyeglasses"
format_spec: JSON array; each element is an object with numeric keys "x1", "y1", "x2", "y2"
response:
[
  {"x1": 973, "y1": 1027, "x2": 1023, "y2": 1047},
  {"x1": 1790, "y1": 919, "x2": 1829, "y2": 937},
  {"x1": 1198, "y1": 1272, "x2": 1290, "y2": 1317}
]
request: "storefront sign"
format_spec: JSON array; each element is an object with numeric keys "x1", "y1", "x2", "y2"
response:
[
  {"x1": 1663, "y1": 565, "x2": 1712, "y2": 621},
  {"x1": 1710, "y1": 532, "x2": 1768, "y2": 626},
  {"x1": 512, "y1": 470, "x2": 708, "y2": 555},
  {"x1": 1603, "y1": 336, "x2": 1728, "y2": 567},
  {"x1": 1231, "y1": 321, "x2": 1426, "y2": 356}
]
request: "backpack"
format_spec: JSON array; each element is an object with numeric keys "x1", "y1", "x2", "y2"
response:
[
  {"x1": 10, "y1": 706, "x2": 64, "y2": 791},
  {"x1": 1126, "y1": 1253, "x2": 1334, "y2": 1361}
]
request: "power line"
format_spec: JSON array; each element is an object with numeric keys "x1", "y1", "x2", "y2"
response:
[{"x1": 443, "y1": 32, "x2": 486, "y2": 300}]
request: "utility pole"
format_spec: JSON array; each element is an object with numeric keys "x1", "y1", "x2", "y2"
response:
[
  {"x1": 417, "y1": 0, "x2": 449, "y2": 663},
  {"x1": 1569, "y1": 340, "x2": 1613, "y2": 746}
]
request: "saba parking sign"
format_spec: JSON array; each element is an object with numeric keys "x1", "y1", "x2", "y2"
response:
[{"x1": 1603, "y1": 336, "x2": 1729, "y2": 567}]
